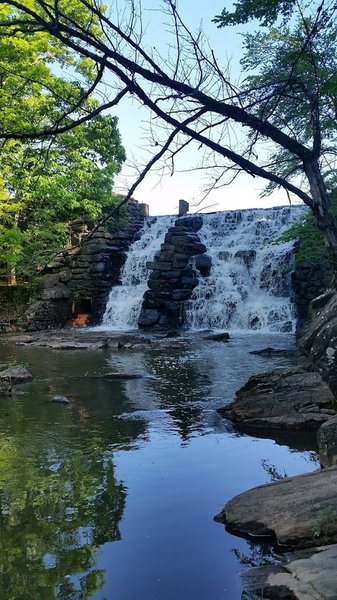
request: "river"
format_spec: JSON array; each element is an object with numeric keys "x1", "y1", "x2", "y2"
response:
[{"x1": 0, "y1": 332, "x2": 318, "y2": 599}]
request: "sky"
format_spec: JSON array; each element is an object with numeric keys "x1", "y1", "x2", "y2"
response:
[{"x1": 109, "y1": 0, "x2": 303, "y2": 216}]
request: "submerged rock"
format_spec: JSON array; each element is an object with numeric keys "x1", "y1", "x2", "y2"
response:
[
  {"x1": 50, "y1": 395, "x2": 70, "y2": 404},
  {"x1": 203, "y1": 332, "x2": 230, "y2": 342},
  {"x1": 250, "y1": 347, "x2": 296, "y2": 358},
  {"x1": 99, "y1": 373, "x2": 144, "y2": 380},
  {"x1": 218, "y1": 368, "x2": 335, "y2": 430},
  {"x1": 215, "y1": 466, "x2": 337, "y2": 548}
]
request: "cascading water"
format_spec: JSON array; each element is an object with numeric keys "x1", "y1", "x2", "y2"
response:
[
  {"x1": 102, "y1": 215, "x2": 174, "y2": 330},
  {"x1": 185, "y1": 206, "x2": 306, "y2": 332}
]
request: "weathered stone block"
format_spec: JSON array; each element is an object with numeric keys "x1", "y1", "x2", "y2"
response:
[
  {"x1": 195, "y1": 254, "x2": 212, "y2": 276},
  {"x1": 138, "y1": 308, "x2": 160, "y2": 327}
]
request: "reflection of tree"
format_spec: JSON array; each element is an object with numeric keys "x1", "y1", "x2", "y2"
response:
[
  {"x1": 0, "y1": 436, "x2": 126, "y2": 599},
  {"x1": 145, "y1": 349, "x2": 212, "y2": 440},
  {"x1": 231, "y1": 542, "x2": 281, "y2": 569}
]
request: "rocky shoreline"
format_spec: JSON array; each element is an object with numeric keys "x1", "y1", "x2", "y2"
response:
[{"x1": 213, "y1": 290, "x2": 337, "y2": 599}]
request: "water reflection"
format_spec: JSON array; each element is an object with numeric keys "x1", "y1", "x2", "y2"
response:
[
  {"x1": 0, "y1": 439, "x2": 126, "y2": 599},
  {"x1": 0, "y1": 334, "x2": 320, "y2": 600}
]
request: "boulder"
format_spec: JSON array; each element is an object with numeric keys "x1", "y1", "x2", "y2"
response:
[
  {"x1": 41, "y1": 282, "x2": 70, "y2": 300},
  {"x1": 50, "y1": 395, "x2": 70, "y2": 404},
  {"x1": 299, "y1": 292, "x2": 337, "y2": 394},
  {"x1": 0, "y1": 365, "x2": 33, "y2": 383},
  {"x1": 242, "y1": 544, "x2": 337, "y2": 600},
  {"x1": 218, "y1": 368, "x2": 336, "y2": 430},
  {"x1": 215, "y1": 466, "x2": 337, "y2": 548}
]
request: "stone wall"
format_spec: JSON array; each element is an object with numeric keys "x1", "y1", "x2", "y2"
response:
[
  {"x1": 24, "y1": 199, "x2": 148, "y2": 330},
  {"x1": 291, "y1": 259, "x2": 333, "y2": 324},
  {"x1": 138, "y1": 215, "x2": 210, "y2": 330}
]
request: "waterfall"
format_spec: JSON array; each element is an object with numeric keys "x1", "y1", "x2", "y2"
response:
[
  {"x1": 185, "y1": 206, "x2": 305, "y2": 333},
  {"x1": 102, "y1": 215, "x2": 174, "y2": 330}
]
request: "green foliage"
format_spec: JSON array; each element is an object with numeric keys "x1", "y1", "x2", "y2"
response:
[
  {"x1": 214, "y1": 0, "x2": 297, "y2": 27},
  {"x1": 310, "y1": 505, "x2": 337, "y2": 540},
  {"x1": 276, "y1": 195, "x2": 337, "y2": 265},
  {"x1": 0, "y1": 4, "x2": 126, "y2": 285}
]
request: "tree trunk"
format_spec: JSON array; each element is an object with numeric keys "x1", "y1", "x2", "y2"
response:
[{"x1": 304, "y1": 159, "x2": 337, "y2": 282}]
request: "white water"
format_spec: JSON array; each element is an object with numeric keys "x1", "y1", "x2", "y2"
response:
[
  {"x1": 101, "y1": 216, "x2": 174, "y2": 330},
  {"x1": 185, "y1": 206, "x2": 305, "y2": 332}
]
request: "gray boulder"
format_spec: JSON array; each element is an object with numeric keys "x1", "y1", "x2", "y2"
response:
[
  {"x1": 242, "y1": 544, "x2": 337, "y2": 600},
  {"x1": 0, "y1": 365, "x2": 33, "y2": 383},
  {"x1": 215, "y1": 466, "x2": 337, "y2": 548},
  {"x1": 218, "y1": 368, "x2": 336, "y2": 430},
  {"x1": 299, "y1": 292, "x2": 337, "y2": 394}
]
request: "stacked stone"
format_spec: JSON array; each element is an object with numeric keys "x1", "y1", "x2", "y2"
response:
[
  {"x1": 291, "y1": 260, "x2": 333, "y2": 323},
  {"x1": 138, "y1": 215, "x2": 207, "y2": 330},
  {"x1": 24, "y1": 200, "x2": 147, "y2": 330}
]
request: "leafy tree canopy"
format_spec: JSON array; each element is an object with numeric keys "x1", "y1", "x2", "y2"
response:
[
  {"x1": 0, "y1": 5, "x2": 126, "y2": 283},
  {"x1": 214, "y1": 0, "x2": 297, "y2": 27},
  {"x1": 238, "y1": 14, "x2": 337, "y2": 196}
]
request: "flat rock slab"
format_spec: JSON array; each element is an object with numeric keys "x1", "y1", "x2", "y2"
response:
[
  {"x1": 218, "y1": 368, "x2": 336, "y2": 430},
  {"x1": 215, "y1": 466, "x2": 337, "y2": 548},
  {"x1": 242, "y1": 544, "x2": 337, "y2": 600},
  {"x1": 249, "y1": 347, "x2": 296, "y2": 358},
  {"x1": 30, "y1": 339, "x2": 109, "y2": 350}
]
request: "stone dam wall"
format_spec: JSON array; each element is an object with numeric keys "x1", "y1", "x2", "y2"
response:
[{"x1": 3, "y1": 205, "x2": 333, "y2": 332}]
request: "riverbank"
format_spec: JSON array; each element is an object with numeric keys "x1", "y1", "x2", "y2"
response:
[{"x1": 213, "y1": 291, "x2": 337, "y2": 599}]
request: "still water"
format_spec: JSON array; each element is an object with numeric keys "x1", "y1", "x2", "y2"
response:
[{"x1": 0, "y1": 333, "x2": 318, "y2": 600}]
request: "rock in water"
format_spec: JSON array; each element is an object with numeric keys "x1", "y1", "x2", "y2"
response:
[
  {"x1": 0, "y1": 365, "x2": 33, "y2": 383},
  {"x1": 218, "y1": 368, "x2": 336, "y2": 431},
  {"x1": 215, "y1": 466, "x2": 337, "y2": 548},
  {"x1": 50, "y1": 395, "x2": 70, "y2": 404},
  {"x1": 203, "y1": 332, "x2": 230, "y2": 342}
]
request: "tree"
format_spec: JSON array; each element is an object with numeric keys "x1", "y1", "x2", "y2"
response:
[
  {"x1": 0, "y1": 116, "x2": 125, "y2": 282},
  {"x1": 0, "y1": 15, "x2": 125, "y2": 283},
  {"x1": 0, "y1": 1, "x2": 336, "y2": 265}
]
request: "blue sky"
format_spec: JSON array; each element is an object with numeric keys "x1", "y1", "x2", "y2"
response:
[{"x1": 109, "y1": 0, "x2": 301, "y2": 215}]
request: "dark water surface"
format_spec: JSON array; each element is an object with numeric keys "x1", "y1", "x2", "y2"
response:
[{"x1": 0, "y1": 333, "x2": 318, "y2": 600}]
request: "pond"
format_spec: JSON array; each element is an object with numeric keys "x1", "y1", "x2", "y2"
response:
[{"x1": 0, "y1": 333, "x2": 318, "y2": 600}]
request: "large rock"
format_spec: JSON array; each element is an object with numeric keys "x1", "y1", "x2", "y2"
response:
[
  {"x1": 218, "y1": 368, "x2": 336, "y2": 430},
  {"x1": 299, "y1": 291, "x2": 337, "y2": 394},
  {"x1": 41, "y1": 281, "x2": 70, "y2": 300},
  {"x1": 215, "y1": 466, "x2": 337, "y2": 548},
  {"x1": 0, "y1": 365, "x2": 33, "y2": 382},
  {"x1": 242, "y1": 544, "x2": 337, "y2": 600}
]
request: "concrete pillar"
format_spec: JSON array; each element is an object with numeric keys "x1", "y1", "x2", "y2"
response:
[
  {"x1": 179, "y1": 199, "x2": 189, "y2": 216},
  {"x1": 139, "y1": 203, "x2": 150, "y2": 217}
]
